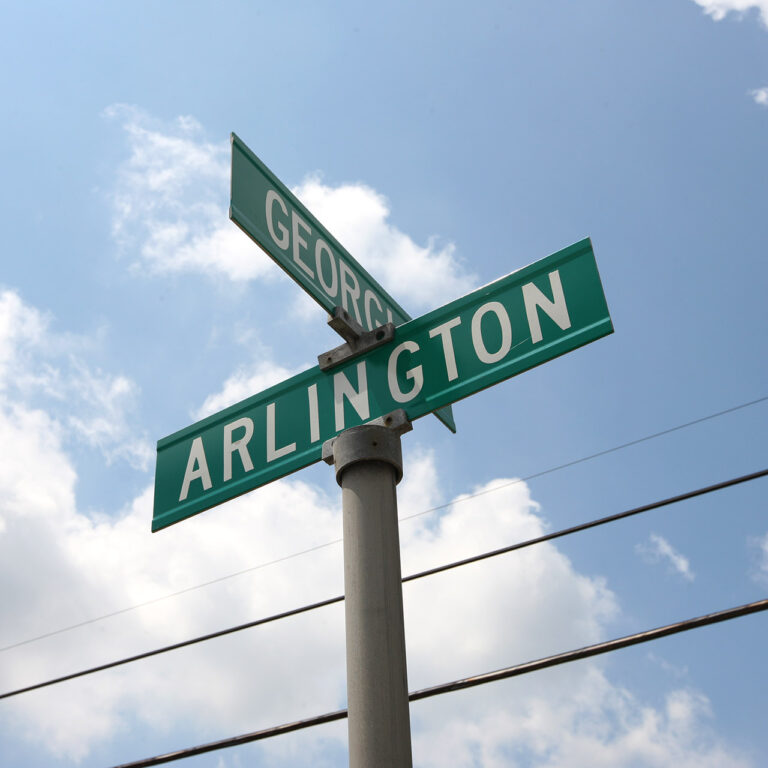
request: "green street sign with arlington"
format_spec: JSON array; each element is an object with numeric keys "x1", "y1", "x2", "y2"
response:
[{"x1": 152, "y1": 238, "x2": 612, "y2": 531}]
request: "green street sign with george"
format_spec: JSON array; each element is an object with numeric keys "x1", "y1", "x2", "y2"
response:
[
  {"x1": 231, "y1": 132, "x2": 414, "y2": 330},
  {"x1": 230, "y1": 133, "x2": 456, "y2": 433},
  {"x1": 152, "y1": 238, "x2": 612, "y2": 532}
]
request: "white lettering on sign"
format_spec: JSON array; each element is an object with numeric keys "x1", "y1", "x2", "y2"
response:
[
  {"x1": 429, "y1": 316, "x2": 462, "y2": 381},
  {"x1": 471, "y1": 301, "x2": 512, "y2": 364},
  {"x1": 266, "y1": 402, "x2": 297, "y2": 462},
  {"x1": 334, "y1": 361, "x2": 370, "y2": 430},
  {"x1": 265, "y1": 190, "x2": 289, "y2": 250},
  {"x1": 261, "y1": 188, "x2": 404, "y2": 332},
  {"x1": 179, "y1": 437, "x2": 212, "y2": 502},
  {"x1": 364, "y1": 289, "x2": 384, "y2": 329},
  {"x1": 291, "y1": 211, "x2": 313, "y2": 278},
  {"x1": 522, "y1": 270, "x2": 571, "y2": 343},
  {"x1": 387, "y1": 341, "x2": 424, "y2": 403},
  {"x1": 339, "y1": 259, "x2": 363, "y2": 326},
  {"x1": 223, "y1": 417, "x2": 254, "y2": 481},
  {"x1": 307, "y1": 383, "x2": 320, "y2": 443},
  {"x1": 363, "y1": 291, "x2": 394, "y2": 329},
  {"x1": 315, "y1": 239, "x2": 338, "y2": 298},
  {"x1": 165, "y1": 255, "x2": 605, "y2": 514}
]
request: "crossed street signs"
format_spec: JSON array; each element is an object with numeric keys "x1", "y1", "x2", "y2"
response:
[
  {"x1": 229, "y1": 134, "x2": 456, "y2": 433},
  {"x1": 152, "y1": 238, "x2": 612, "y2": 531}
]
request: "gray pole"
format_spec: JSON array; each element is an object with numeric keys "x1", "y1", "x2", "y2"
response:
[{"x1": 324, "y1": 420, "x2": 413, "y2": 768}]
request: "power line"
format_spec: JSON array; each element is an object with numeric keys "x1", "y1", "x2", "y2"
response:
[
  {"x1": 3, "y1": 393, "x2": 765, "y2": 655},
  {"x1": 0, "y1": 539, "x2": 343, "y2": 654},
  {"x1": 107, "y1": 597, "x2": 768, "y2": 768},
  {"x1": 2, "y1": 467, "x2": 765, "y2": 703},
  {"x1": 403, "y1": 467, "x2": 768, "y2": 584},
  {"x1": 399, "y1": 393, "x2": 768, "y2": 523},
  {"x1": 0, "y1": 593, "x2": 344, "y2": 702},
  {"x1": 409, "y1": 597, "x2": 768, "y2": 702}
]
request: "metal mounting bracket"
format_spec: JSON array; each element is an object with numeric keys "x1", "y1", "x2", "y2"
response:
[
  {"x1": 318, "y1": 307, "x2": 395, "y2": 371},
  {"x1": 327, "y1": 306, "x2": 365, "y2": 343},
  {"x1": 322, "y1": 409, "x2": 413, "y2": 466},
  {"x1": 364, "y1": 408, "x2": 413, "y2": 435}
]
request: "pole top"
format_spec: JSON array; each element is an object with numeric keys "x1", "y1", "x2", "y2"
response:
[{"x1": 322, "y1": 412, "x2": 412, "y2": 486}]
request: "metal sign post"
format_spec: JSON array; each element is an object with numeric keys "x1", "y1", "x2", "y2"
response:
[{"x1": 323, "y1": 413, "x2": 414, "y2": 767}]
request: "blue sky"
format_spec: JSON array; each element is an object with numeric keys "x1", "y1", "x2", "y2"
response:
[{"x1": 0, "y1": 1, "x2": 766, "y2": 766}]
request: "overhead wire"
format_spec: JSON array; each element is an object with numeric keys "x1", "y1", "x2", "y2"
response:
[
  {"x1": 108, "y1": 597, "x2": 768, "y2": 768},
  {"x1": 2, "y1": 393, "x2": 765, "y2": 655},
  {"x1": 401, "y1": 467, "x2": 768, "y2": 583},
  {"x1": 2, "y1": 466, "x2": 765, "y2": 702},
  {"x1": 399, "y1": 393, "x2": 768, "y2": 523},
  {"x1": 0, "y1": 538, "x2": 343, "y2": 654}
]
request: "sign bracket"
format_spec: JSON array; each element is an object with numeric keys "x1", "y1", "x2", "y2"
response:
[
  {"x1": 327, "y1": 306, "x2": 366, "y2": 343},
  {"x1": 322, "y1": 409, "x2": 413, "y2": 466},
  {"x1": 318, "y1": 306, "x2": 395, "y2": 371}
]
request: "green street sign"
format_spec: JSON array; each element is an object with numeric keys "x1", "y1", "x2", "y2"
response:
[
  {"x1": 230, "y1": 133, "x2": 456, "y2": 433},
  {"x1": 231, "y1": 132, "x2": 415, "y2": 330},
  {"x1": 153, "y1": 238, "x2": 612, "y2": 532}
]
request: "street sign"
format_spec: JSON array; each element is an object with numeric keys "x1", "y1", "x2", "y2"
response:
[
  {"x1": 231, "y1": 133, "x2": 414, "y2": 330},
  {"x1": 153, "y1": 238, "x2": 612, "y2": 532},
  {"x1": 229, "y1": 133, "x2": 457, "y2": 433}
]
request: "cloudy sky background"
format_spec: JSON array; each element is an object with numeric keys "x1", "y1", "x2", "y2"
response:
[{"x1": 0, "y1": 1, "x2": 767, "y2": 766}]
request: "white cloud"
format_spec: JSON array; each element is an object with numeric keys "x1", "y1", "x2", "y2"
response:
[
  {"x1": 647, "y1": 651, "x2": 690, "y2": 680},
  {"x1": 412, "y1": 682, "x2": 748, "y2": 768},
  {"x1": 0, "y1": 382, "x2": 749, "y2": 767},
  {"x1": 754, "y1": 532, "x2": 768, "y2": 584},
  {"x1": 636, "y1": 533, "x2": 695, "y2": 582},
  {"x1": 106, "y1": 106, "x2": 477, "y2": 313},
  {"x1": 195, "y1": 359, "x2": 301, "y2": 419},
  {"x1": 400, "y1": 474, "x2": 617, "y2": 692},
  {"x1": 63, "y1": 361, "x2": 153, "y2": 469},
  {"x1": 692, "y1": 0, "x2": 768, "y2": 25},
  {"x1": 106, "y1": 104, "x2": 270, "y2": 282},
  {"x1": 750, "y1": 86, "x2": 768, "y2": 105},
  {"x1": 0, "y1": 289, "x2": 47, "y2": 386},
  {"x1": 0, "y1": 290, "x2": 151, "y2": 470},
  {"x1": 293, "y1": 176, "x2": 477, "y2": 312}
]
